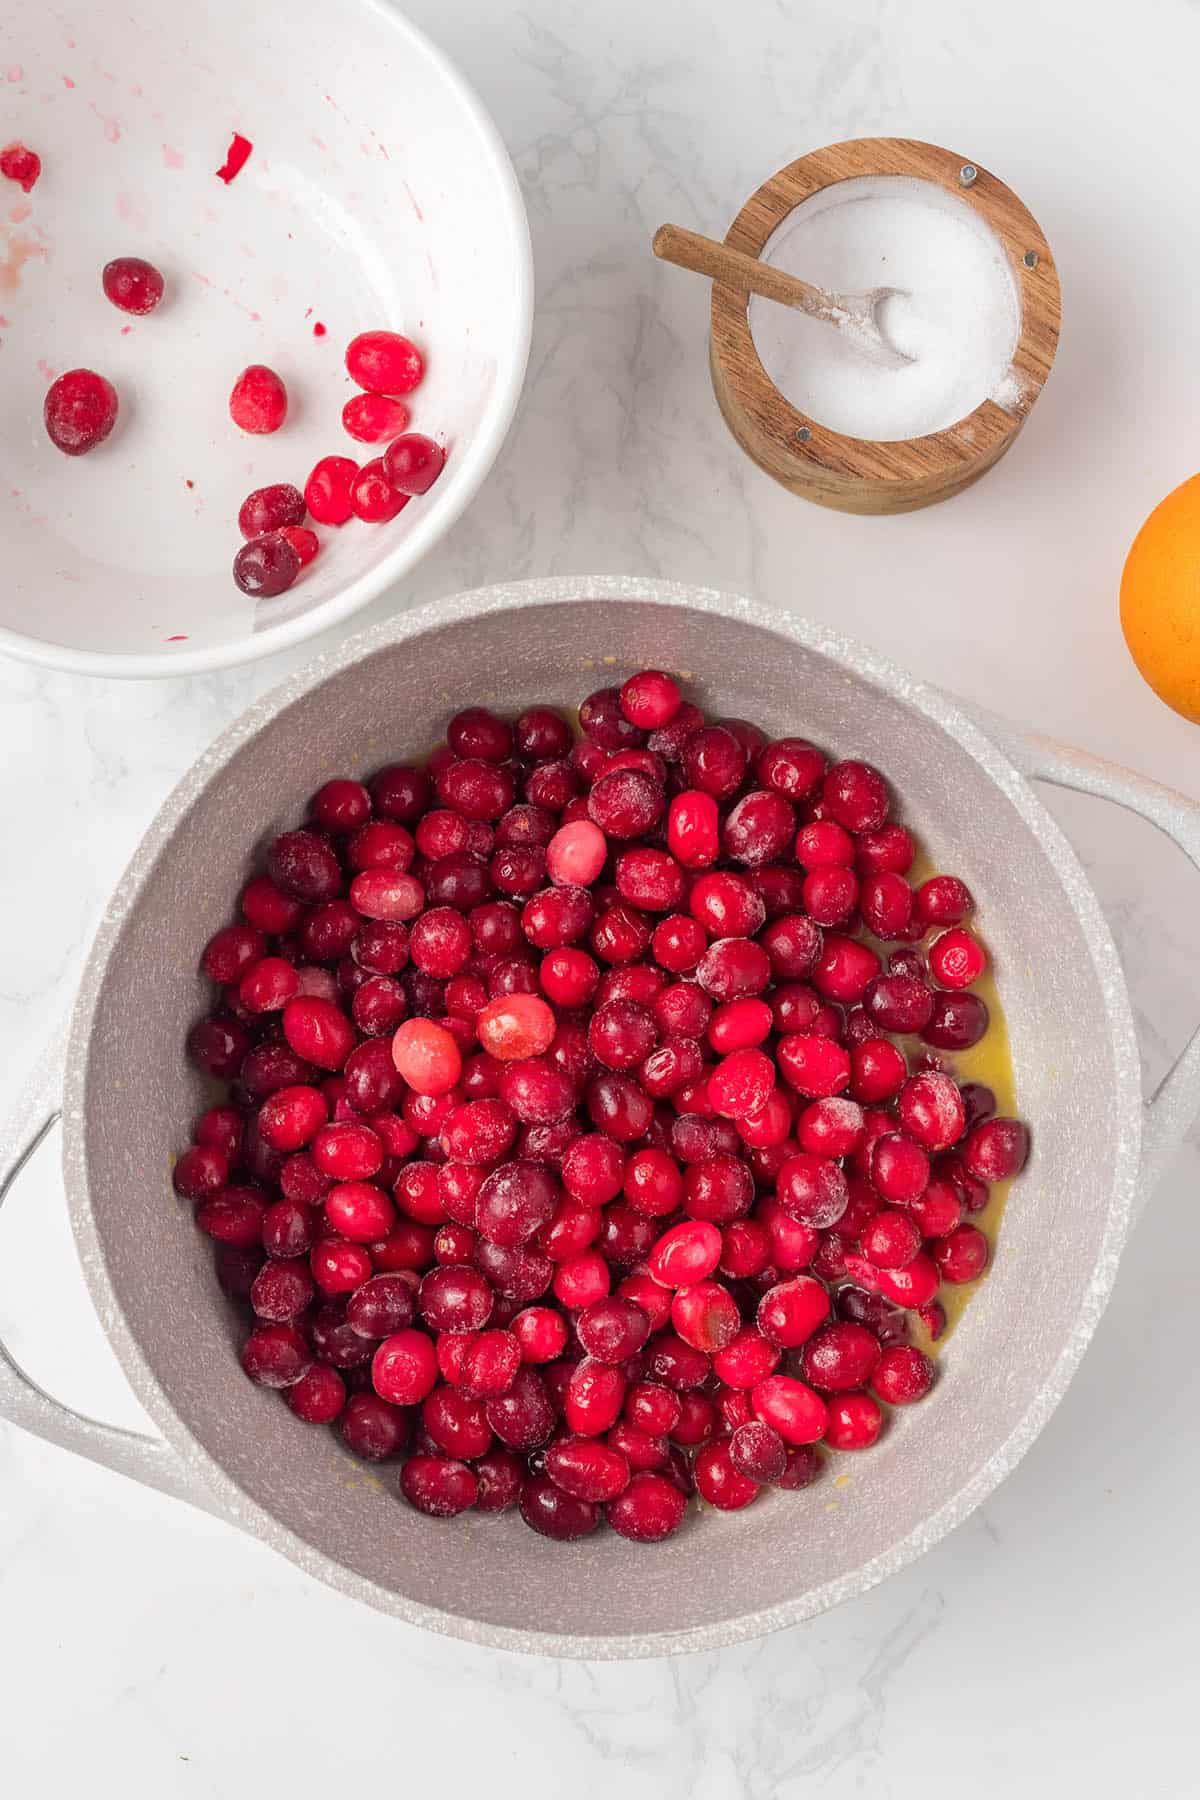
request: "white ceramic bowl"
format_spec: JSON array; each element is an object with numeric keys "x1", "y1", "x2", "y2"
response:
[{"x1": 0, "y1": 0, "x2": 532, "y2": 677}]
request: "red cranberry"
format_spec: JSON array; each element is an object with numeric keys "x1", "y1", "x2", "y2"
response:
[
  {"x1": 342, "y1": 391, "x2": 411, "y2": 442},
  {"x1": 874, "y1": 1253, "x2": 940, "y2": 1310},
  {"x1": 44, "y1": 368, "x2": 119, "y2": 455},
  {"x1": 345, "y1": 329, "x2": 424, "y2": 393},
  {"x1": 485, "y1": 1366, "x2": 556, "y2": 1450},
  {"x1": 337, "y1": 1392, "x2": 410, "y2": 1460},
  {"x1": 921, "y1": 991, "x2": 989, "y2": 1049},
  {"x1": 681, "y1": 726, "x2": 745, "y2": 799},
  {"x1": 241, "y1": 1323, "x2": 311, "y2": 1388},
  {"x1": 933, "y1": 1223, "x2": 990, "y2": 1283},
  {"x1": 606, "y1": 1469, "x2": 688, "y2": 1540},
  {"x1": 544, "y1": 1435, "x2": 631, "y2": 1503},
  {"x1": 474, "y1": 1238, "x2": 554, "y2": 1304},
  {"x1": 346, "y1": 1274, "x2": 416, "y2": 1338},
  {"x1": 776, "y1": 1153, "x2": 848, "y2": 1228},
  {"x1": 855, "y1": 824, "x2": 915, "y2": 876},
  {"x1": 229, "y1": 364, "x2": 288, "y2": 434},
  {"x1": 250, "y1": 1258, "x2": 314, "y2": 1322},
  {"x1": 917, "y1": 875, "x2": 974, "y2": 926},
  {"x1": 963, "y1": 1117, "x2": 1028, "y2": 1181},
  {"x1": 872, "y1": 1344, "x2": 935, "y2": 1405},
  {"x1": 929, "y1": 928, "x2": 988, "y2": 989},
  {"x1": 619, "y1": 669, "x2": 681, "y2": 728},
  {"x1": 756, "y1": 1275, "x2": 830, "y2": 1348},
  {"x1": 860, "y1": 872, "x2": 914, "y2": 939},
  {"x1": 382, "y1": 432, "x2": 445, "y2": 495},
  {"x1": 101, "y1": 255, "x2": 165, "y2": 315},
  {"x1": 0, "y1": 143, "x2": 41, "y2": 192},
  {"x1": 694, "y1": 1439, "x2": 759, "y2": 1510},
  {"x1": 860, "y1": 1207, "x2": 923, "y2": 1269},
  {"x1": 233, "y1": 533, "x2": 300, "y2": 597},
  {"x1": 864, "y1": 973, "x2": 935, "y2": 1034},
  {"x1": 400, "y1": 1454, "x2": 476, "y2": 1517},
  {"x1": 287, "y1": 1364, "x2": 346, "y2": 1423},
  {"x1": 801, "y1": 1321, "x2": 881, "y2": 1392},
  {"x1": 304, "y1": 455, "x2": 358, "y2": 525},
  {"x1": 750, "y1": 1373, "x2": 828, "y2": 1444},
  {"x1": 756, "y1": 737, "x2": 827, "y2": 800},
  {"x1": 729, "y1": 1419, "x2": 786, "y2": 1483},
  {"x1": 519, "y1": 1474, "x2": 599, "y2": 1539},
  {"x1": 351, "y1": 456, "x2": 409, "y2": 522},
  {"x1": 670, "y1": 1281, "x2": 740, "y2": 1352},
  {"x1": 372, "y1": 1329, "x2": 438, "y2": 1405},
  {"x1": 475, "y1": 1161, "x2": 559, "y2": 1246},
  {"x1": 173, "y1": 1144, "x2": 229, "y2": 1200},
  {"x1": 823, "y1": 1391, "x2": 883, "y2": 1450},
  {"x1": 552, "y1": 1248, "x2": 610, "y2": 1308},
  {"x1": 473, "y1": 1448, "x2": 524, "y2": 1513},
  {"x1": 812, "y1": 935, "x2": 881, "y2": 1002},
  {"x1": 822, "y1": 761, "x2": 889, "y2": 832}
]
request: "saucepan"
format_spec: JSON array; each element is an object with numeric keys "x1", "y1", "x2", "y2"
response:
[{"x1": 2, "y1": 576, "x2": 1197, "y2": 1657}]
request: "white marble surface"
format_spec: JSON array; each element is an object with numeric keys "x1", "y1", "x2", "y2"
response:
[{"x1": 3, "y1": 0, "x2": 1200, "y2": 1789}]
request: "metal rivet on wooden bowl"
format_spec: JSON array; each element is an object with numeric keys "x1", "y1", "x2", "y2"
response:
[{"x1": 708, "y1": 137, "x2": 1062, "y2": 515}]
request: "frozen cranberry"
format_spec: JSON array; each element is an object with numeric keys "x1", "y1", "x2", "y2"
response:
[
  {"x1": 614, "y1": 669, "x2": 678, "y2": 729},
  {"x1": 917, "y1": 875, "x2": 974, "y2": 926},
  {"x1": 101, "y1": 254, "x2": 164, "y2": 315},
  {"x1": 345, "y1": 1274, "x2": 415, "y2": 1339},
  {"x1": 754, "y1": 1274, "x2": 829, "y2": 1348},
  {"x1": 929, "y1": 928, "x2": 988, "y2": 989},
  {"x1": 863, "y1": 973, "x2": 935, "y2": 1035},
  {"x1": 372, "y1": 1329, "x2": 438, "y2": 1405},
  {"x1": 584, "y1": 767, "x2": 662, "y2": 840},
  {"x1": 873, "y1": 1252, "x2": 940, "y2": 1310},
  {"x1": 341, "y1": 1391, "x2": 410, "y2": 1460},
  {"x1": 871, "y1": 1344, "x2": 934, "y2": 1405},
  {"x1": 812, "y1": 934, "x2": 881, "y2": 1002},
  {"x1": 232, "y1": 531, "x2": 298, "y2": 597},
  {"x1": 861, "y1": 1206, "x2": 924, "y2": 1268},
  {"x1": 800, "y1": 1321, "x2": 880, "y2": 1392},
  {"x1": 775, "y1": 1152, "x2": 848, "y2": 1229},
  {"x1": 401, "y1": 1454, "x2": 476, "y2": 1517},
  {"x1": 776, "y1": 1035, "x2": 851, "y2": 1101},
  {"x1": 670, "y1": 1281, "x2": 740, "y2": 1353},
  {"x1": 962, "y1": 1117, "x2": 1029, "y2": 1181},
  {"x1": 855, "y1": 824, "x2": 915, "y2": 876},
  {"x1": 287, "y1": 1364, "x2": 346, "y2": 1423},
  {"x1": 373, "y1": 1221, "x2": 437, "y2": 1271},
  {"x1": 726, "y1": 1419, "x2": 784, "y2": 1483},
  {"x1": 506, "y1": 1305, "x2": 565, "y2": 1364},
  {"x1": 229, "y1": 364, "x2": 287, "y2": 434},
  {"x1": 755, "y1": 737, "x2": 824, "y2": 800},
  {"x1": 822, "y1": 761, "x2": 889, "y2": 832},
  {"x1": 266, "y1": 830, "x2": 342, "y2": 904},
  {"x1": 582, "y1": 1071, "x2": 650, "y2": 1143},
  {"x1": 172, "y1": 1143, "x2": 229, "y2": 1200},
  {"x1": 346, "y1": 330, "x2": 424, "y2": 395},
  {"x1": 44, "y1": 368, "x2": 119, "y2": 455},
  {"x1": 249, "y1": 1258, "x2": 314, "y2": 1322},
  {"x1": 918, "y1": 1299, "x2": 948, "y2": 1341},
  {"x1": 473, "y1": 1448, "x2": 523, "y2": 1512},
  {"x1": 241, "y1": 1323, "x2": 311, "y2": 1388},
  {"x1": 694, "y1": 1439, "x2": 759, "y2": 1509},
  {"x1": 472, "y1": 993, "x2": 553, "y2": 1062},
  {"x1": 389, "y1": 1017, "x2": 460, "y2": 1095},
  {"x1": 324, "y1": 1180, "x2": 394, "y2": 1242},
  {"x1": 519, "y1": 1474, "x2": 599, "y2": 1539},
  {"x1": 705, "y1": 1327, "x2": 775, "y2": 1390},
  {"x1": 846, "y1": 1039, "x2": 904, "y2": 1107},
  {"x1": 561, "y1": 1134, "x2": 626, "y2": 1207},
  {"x1": 475, "y1": 1160, "x2": 559, "y2": 1246},
  {"x1": 279, "y1": 997, "x2": 353, "y2": 1072},
  {"x1": 486, "y1": 1365, "x2": 556, "y2": 1449},
  {"x1": 933, "y1": 1223, "x2": 990, "y2": 1283},
  {"x1": 922, "y1": 991, "x2": 989, "y2": 1050},
  {"x1": 679, "y1": 726, "x2": 743, "y2": 799},
  {"x1": 823, "y1": 1391, "x2": 883, "y2": 1450},
  {"x1": 681, "y1": 1154, "x2": 753, "y2": 1223},
  {"x1": 860, "y1": 872, "x2": 914, "y2": 939},
  {"x1": 894, "y1": 1071, "x2": 965, "y2": 1152},
  {"x1": 457, "y1": 1328, "x2": 521, "y2": 1397},
  {"x1": 194, "y1": 1185, "x2": 264, "y2": 1247},
  {"x1": 382, "y1": 432, "x2": 446, "y2": 495},
  {"x1": 304, "y1": 455, "x2": 358, "y2": 525}
]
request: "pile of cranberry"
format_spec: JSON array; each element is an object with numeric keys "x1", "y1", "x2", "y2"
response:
[
  {"x1": 178, "y1": 669, "x2": 1029, "y2": 1543},
  {"x1": 37, "y1": 238, "x2": 444, "y2": 603}
]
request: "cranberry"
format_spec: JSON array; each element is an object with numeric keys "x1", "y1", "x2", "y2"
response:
[
  {"x1": 474, "y1": 1160, "x2": 558, "y2": 1246},
  {"x1": 726, "y1": 1419, "x2": 785, "y2": 1483},
  {"x1": 475, "y1": 1238, "x2": 554, "y2": 1304},
  {"x1": 756, "y1": 1275, "x2": 830, "y2": 1348},
  {"x1": 241, "y1": 1323, "x2": 312, "y2": 1388},
  {"x1": 929, "y1": 928, "x2": 988, "y2": 989},
  {"x1": 963, "y1": 1116, "x2": 1028, "y2": 1181},
  {"x1": 195, "y1": 1187, "x2": 264, "y2": 1248},
  {"x1": 921, "y1": 991, "x2": 990, "y2": 1049},
  {"x1": 372, "y1": 1329, "x2": 438, "y2": 1405},
  {"x1": 341, "y1": 1391, "x2": 410, "y2": 1460},
  {"x1": 917, "y1": 875, "x2": 974, "y2": 926},
  {"x1": 694, "y1": 1439, "x2": 759, "y2": 1510},
  {"x1": 389, "y1": 1017, "x2": 460, "y2": 1094},
  {"x1": 681, "y1": 727, "x2": 745, "y2": 799},
  {"x1": 172, "y1": 1143, "x2": 229, "y2": 1200},
  {"x1": 873, "y1": 1253, "x2": 940, "y2": 1310},
  {"x1": 812, "y1": 934, "x2": 881, "y2": 1002},
  {"x1": 287, "y1": 1364, "x2": 346, "y2": 1423},
  {"x1": 343, "y1": 1274, "x2": 413, "y2": 1339},
  {"x1": 232, "y1": 533, "x2": 299, "y2": 597},
  {"x1": 776, "y1": 1153, "x2": 848, "y2": 1229},
  {"x1": 849, "y1": 1039, "x2": 907, "y2": 1105},
  {"x1": 704, "y1": 1327, "x2": 774, "y2": 1390},
  {"x1": 872, "y1": 1344, "x2": 934, "y2": 1405},
  {"x1": 670, "y1": 1281, "x2": 740, "y2": 1352},
  {"x1": 346, "y1": 330, "x2": 424, "y2": 395},
  {"x1": 822, "y1": 761, "x2": 889, "y2": 832},
  {"x1": 519, "y1": 1474, "x2": 599, "y2": 1539},
  {"x1": 864, "y1": 973, "x2": 935, "y2": 1034},
  {"x1": 250, "y1": 1258, "x2": 314, "y2": 1322},
  {"x1": 823, "y1": 1392, "x2": 883, "y2": 1450},
  {"x1": 400, "y1": 1454, "x2": 476, "y2": 1517},
  {"x1": 277, "y1": 525, "x2": 322, "y2": 568},
  {"x1": 44, "y1": 368, "x2": 119, "y2": 455},
  {"x1": 304, "y1": 455, "x2": 359, "y2": 525},
  {"x1": 934, "y1": 1223, "x2": 990, "y2": 1283},
  {"x1": 229, "y1": 364, "x2": 288, "y2": 434},
  {"x1": 860, "y1": 872, "x2": 914, "y2": 939},
  {"x1": 616, "y1": 669, "x2": 679, "y2": 729},
  {"x1": 486, "y1": 1366, "x2": 556, "y2": 1449},
  {"x1": 856, "y1": 825, "x2": 915, "y2": 876},
  {"x1": 473, "y1": 1448, "x2": 524, "y2": 1512},
  {"x1": 102, "y1": 255, "x2": 165, "y2": 315},
  {"x1": 918, "y1": 1299, "x2": 948, "y2": 1341},
  {"x1": 347, "y1": 457, "x2": 405, "y2": 523},
  {"x1": 861, "y1": 1206, "x2": 924, "y2": 1268},
  {"x1": 561, "y1": 1134, "x2": 626, "y2": 1207},
  {"x1": 0, "y1": 143, "x2": 40, "y2": 192},
  {"x1": 379, "y1": 432, "x2": 445, "y2": 496}
]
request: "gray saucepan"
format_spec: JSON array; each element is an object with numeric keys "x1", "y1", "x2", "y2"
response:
[{"x1": 2, "y1": 576, "x2": 1198, "y2": 1658}]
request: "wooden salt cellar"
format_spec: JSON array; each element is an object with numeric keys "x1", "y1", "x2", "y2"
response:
[{"x1": 709, "y1": 138, "x2": 1061, "y2": 514}]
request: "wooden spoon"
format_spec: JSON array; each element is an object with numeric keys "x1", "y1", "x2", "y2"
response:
[{"x1": 652, "y1": 223, "x2": 912, "y2": 364}]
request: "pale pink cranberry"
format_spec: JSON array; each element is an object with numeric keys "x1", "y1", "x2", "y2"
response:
[
  {"x1": 391, "y1": 1018, "x2": 462, "y2": 1094},
  {"x1": 342, "y1": 392, "x2": 410, "y2": 442},
  {"x1": 476, "y1": 993, "x2": 556, "y2": 1060}
]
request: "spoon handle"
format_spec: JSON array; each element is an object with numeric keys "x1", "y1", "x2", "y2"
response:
[{"x1": 652, "y1": 223, "x2": 837, "y2": 321}]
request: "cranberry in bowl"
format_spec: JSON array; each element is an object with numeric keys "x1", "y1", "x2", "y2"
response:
[{"x1": 12, "y1": 578, "x2": 1192, "y2": 1656}]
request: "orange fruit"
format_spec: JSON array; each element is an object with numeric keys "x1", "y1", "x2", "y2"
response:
[{"x1": 1120, "y1": 473, "x2": 1200, "y2": 722}]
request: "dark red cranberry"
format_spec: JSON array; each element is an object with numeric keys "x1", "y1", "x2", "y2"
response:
[
  {"x1": 921, "y1": 991, "x2": 989, "y2": 1049},
  {"x1": 233, "y1": 533, "x2": 300, "y2": 598},
  {"x1": 44, "y1": 368, "x2": 119, "y2": 455}
]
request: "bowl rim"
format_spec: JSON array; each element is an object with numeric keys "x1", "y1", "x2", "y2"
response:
[
  {"x1": 63, "y1": 576, "x2": 1140, "y2": 1656},
  {"x1": 0, "y1": 0, "x2": 534, "y2": 681}
]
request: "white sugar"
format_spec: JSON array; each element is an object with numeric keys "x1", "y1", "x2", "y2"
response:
[{"x1": 749, "y1": 176, "x2": 1021, "y2": 442}]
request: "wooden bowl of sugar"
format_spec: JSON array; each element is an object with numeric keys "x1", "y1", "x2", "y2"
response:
[{"x1": 710, "y1": 138, "x2": 1061, "y2": 513}]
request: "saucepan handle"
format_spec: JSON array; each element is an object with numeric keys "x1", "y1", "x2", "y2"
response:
[
  {"x1": 0, "y1": 1022, "x2": 225, "y2": 1516},
  {"x1": 963, "y1": 706, "x2": 1200, "y2": 1204}
]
